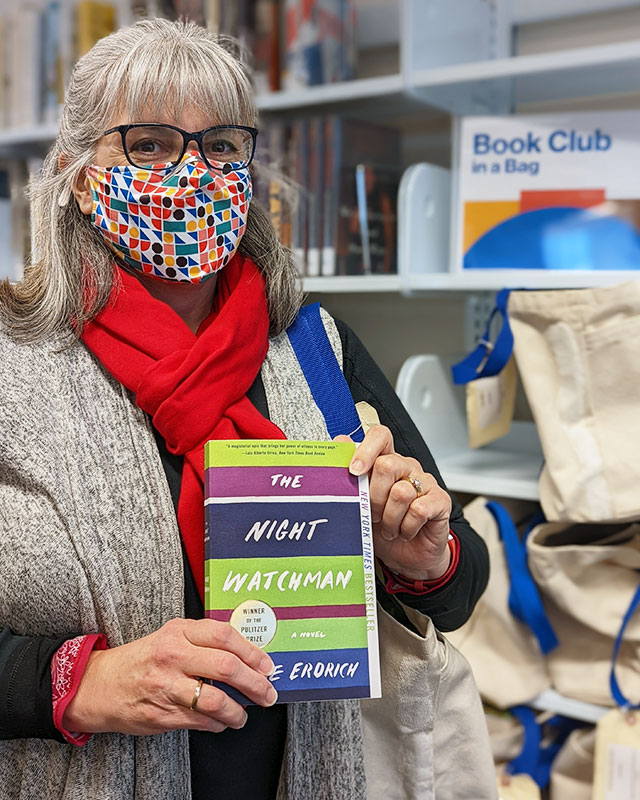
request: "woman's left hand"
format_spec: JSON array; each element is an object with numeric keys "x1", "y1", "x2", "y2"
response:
[{"x1": 336, "y1": 425, "x2": 452, "y2": 581}]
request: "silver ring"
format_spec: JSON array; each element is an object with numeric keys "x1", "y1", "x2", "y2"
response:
[{"x1": 190, "y1": 678, "x2": 204, "y2": 711}]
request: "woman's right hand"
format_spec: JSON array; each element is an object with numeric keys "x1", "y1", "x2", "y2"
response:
[{"x1": 62, "y1": 618, "x2": 277, "y2": 736}]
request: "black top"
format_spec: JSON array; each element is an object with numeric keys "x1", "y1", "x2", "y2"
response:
[{"x1": 0, "y1": 317, "x2": 489, "y2": 800}]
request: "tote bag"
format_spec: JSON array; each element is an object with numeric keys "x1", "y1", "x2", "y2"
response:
[
  {"x1": 362, "y1": 598, "x2": 498, "y2": 799},
  {"x1": 508, "y1": 281, "x2": 640, "y2": 523},
  {"x1": 549, "y1": 727, "x2": 595, "y2": 800},
  {"x1": 446, "y1": 497, "x2": 552, "y2": 709},
  {"x1": 288, "y1": 302, "x2": 498, "y2": 799},
  {"x1": 527, "y1": 520, "x2": 640, "y2": 706}
]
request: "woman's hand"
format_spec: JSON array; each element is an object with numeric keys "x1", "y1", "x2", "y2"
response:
[
  {"x1": 63, "y1": 618, "x2": 277, "y2": 736},
  {"x1": 336, "y1": 425, "x2": 452, "y2": 581}
]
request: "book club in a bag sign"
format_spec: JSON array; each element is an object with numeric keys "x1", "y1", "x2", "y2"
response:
[
  {"x1": 454, "y1": 109, "x2": 640, "y2": 273},
  {"x1": 204, "y1": 439, "x2": 381, "y2": 703}
]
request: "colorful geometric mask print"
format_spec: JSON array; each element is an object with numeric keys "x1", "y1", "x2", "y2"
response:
[{"x1": 86, "y1": 153, "x2": 252, "y2": 283}]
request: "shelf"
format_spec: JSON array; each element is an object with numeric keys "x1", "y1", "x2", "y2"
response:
[
  {"x1": 529, "y1": 688, "x2": 609, "y2": 725},
  {"x1": 302, "y1": 274, "x2": 401, "y2": 293},
  {"x1": 438, "y1": 445, "x2": 542, "y2": 501},
  {"x1": 0, "y1": 123, "x2": 59, "y2": 156},
  {"x1": 410, "y1": 39, "x2": 640, "y2": 114},
  {"x1": 403, "y1": 270, "x2": 640, "y2": 292},
  {"x1": 396, "y1": 355, "x2": 544, "y2": 501},
  {"x1": 301, "y1": 270, "x2": 640, "y2": 295},
  {"x1": 256, "y1": 74, "x2": 405, "y2": 113}
]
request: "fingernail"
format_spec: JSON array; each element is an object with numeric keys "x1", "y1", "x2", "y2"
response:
[
  {"x1": 349, "y1": 459, "x2": 364, "y2": 475},
  {"x1": 240, "y1": 713, "x2": 248, "y2": 727},
  {"x1": 266, "y1": 687, "x2": 278, "y2": 706},
  {"x1": 260, "y1": 655, "x2": 275, "y2": 676},
  {"x1": 382, "y1": 530, "x2": 397, "y2": 541}
]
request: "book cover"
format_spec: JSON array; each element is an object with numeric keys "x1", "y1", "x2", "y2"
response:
[
  {"x1": 204, "y1": 439, "x2": 381, "y2": 704},
  {"x1": 455, "y1": 111, "x2": 640, "y2": 272}
]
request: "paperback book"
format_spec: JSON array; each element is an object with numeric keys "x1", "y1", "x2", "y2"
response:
[{"x1": 204, "y1": 439, "x2": 381, "y2": 703}]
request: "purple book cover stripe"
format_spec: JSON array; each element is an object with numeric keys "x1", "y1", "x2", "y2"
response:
[
  {"x1": 206, "y1": 604, "x2": 366, "y2": 622},
  {"x1": 205, "y1": 465, "x2": 358, "y2": 499}
]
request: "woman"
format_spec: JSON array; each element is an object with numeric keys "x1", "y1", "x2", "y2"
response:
[{"x1": 0, "y1": 18, "x2": 489, "y2": 800}]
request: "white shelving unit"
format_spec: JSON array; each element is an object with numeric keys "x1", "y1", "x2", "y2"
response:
[{"x1": 0, "y1": 0, "x2": 632, "y2": 734}]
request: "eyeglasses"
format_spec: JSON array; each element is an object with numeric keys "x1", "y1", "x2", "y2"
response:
[{"x1": 102, "y1": 123, "x2": 259, "y2": 172}]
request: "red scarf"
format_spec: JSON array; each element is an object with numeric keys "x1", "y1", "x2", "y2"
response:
[{"x1": 82, "y1": 254, "x2": 286, "y2": 600}]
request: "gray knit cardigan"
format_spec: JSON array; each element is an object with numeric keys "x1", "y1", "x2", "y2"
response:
[{"x1": 0, "y1": 310, "x2": 368, "y2": 799}]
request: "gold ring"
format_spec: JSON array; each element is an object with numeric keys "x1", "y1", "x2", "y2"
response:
[
  {"x1": 190, "y1": 678, "x2": 204, "y2": 711},
  {"x1": 401, "y1": 475, "x2": 424, "y2": 498}
]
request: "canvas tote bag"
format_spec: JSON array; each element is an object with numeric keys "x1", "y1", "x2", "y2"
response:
[
  {"x1": 362, "y1": 596, "x2": 498, "y2": 800},
  {"x1": 508, "y1": 281, "x2": 640, "y2": 523},
  {"x1": 549, "y1": 727, "x2": 595, "y2": 800},
  {"x1": 527, "y1": 520, "x2": 640, "y2": 706},
  {"x1": 287, "y1": 303, "x2": 498, "y2": 799},
  {"x1": 446, "y1": 497, "x2": 552, "y2": 709}
]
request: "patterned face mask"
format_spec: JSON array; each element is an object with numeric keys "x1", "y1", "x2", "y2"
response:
[{"x1": 86, "y1": 152, "x2": 252, "y2": 282}]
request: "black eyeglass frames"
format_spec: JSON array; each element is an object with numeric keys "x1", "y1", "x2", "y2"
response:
[{"x1": 101, "y1": 123, "x2": 259, "y2": 172}]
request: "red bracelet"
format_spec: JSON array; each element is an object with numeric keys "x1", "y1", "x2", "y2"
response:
[
  {"x1": 51, "y1": 633, "x2": 108, "y2": 746},
  {"x1": 382, "y1": 533, "x2": 460, "y2": 596}
]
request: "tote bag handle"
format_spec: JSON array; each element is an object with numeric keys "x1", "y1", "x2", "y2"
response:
[
  {"x1": 485, "y1": 501, "x2": 558, "y2": 655},
  {"x1": 451, "y1": 288, "x2": 513, "y2": 385},
  {"x1": 610, "y1": 581, "x2": 640, "y2": 708},
  {"x1": 286, "y1": 302, "x2": 365, "y2": 443}
]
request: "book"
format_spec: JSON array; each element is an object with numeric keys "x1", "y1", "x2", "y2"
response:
[
  {"x1": 305, "y1": 116, "x2": 324, "y2": 276},
  {"x1": 323, "y1": 117, "x2": 401, "y2": 276},
  {"x1": 204, "y1": 439, "x2": 381, "y2": 704},
  {"x1": 41, "y1": 1, "x2": 64, "y2": 125},
  {"x1": 7, "y1": 4, "x2": 41, "y2": 128},
  {"x1": 75, "y1": 1, "x2": 116, "y2": 60}
]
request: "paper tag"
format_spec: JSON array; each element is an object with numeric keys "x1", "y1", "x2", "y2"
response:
[
  {"x1": 496, "y1": 771, "x2": 540, "y2": 800},
  {"x1": 466, "y1": 356, "x2": 517, "y2": 449},
  {"x1": 355, "y1": 401, "x2": 380, "y2": 436},
  {"x1": 594, "y1": 709, "x2": 640, "y2": 800}
]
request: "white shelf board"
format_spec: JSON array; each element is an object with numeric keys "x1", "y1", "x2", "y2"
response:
[
  {"x1": 529, "y1": 688, "x2": 609, "y2": 724},
  {"x1": 302, "y1": 274, "x2": 401, "y2": 293},
  {"x1": 403, "y1": 270, "x2": 640, "y2": 292},
  {"x1": 0, "y1": 123, "x2": 58, "y2": 153},
  {"x1": 410, "y1": 39, "x2": 640, "y2": 114},
  {"x1": 256, "y1": 73, "x2": 405, "y2": 112},
  {"x1": 439, "y1": 447, "x2": 542, "y2": 501}
]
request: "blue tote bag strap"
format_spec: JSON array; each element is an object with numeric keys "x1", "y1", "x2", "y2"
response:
[
  {"x1": 507, "y1": 708, "x2": 582, "y2": 788},
  {"x1": 610, "y1": 581, "x2": 640, "y2": 709},
  {"x1": 485, "y1": 500, "x2": 558, "y2": 655},
  {"x1": 286, "y1": 303, "x2": 365, "y2": 443},
  {"x1": 452, "y1": 288, "x2": 514, "y2": 385}
]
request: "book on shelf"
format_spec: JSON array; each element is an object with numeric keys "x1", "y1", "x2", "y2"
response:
[
  {"x1": 204, "y1": 439, "x2": 381, "y2": 704},
  {"x1": 252, "y1": 115, "x2": 400, "y2": 278},
  {"x1": 282, "y1": 0, "x2": 357, "y2": 90},
  {"x1": 325, "y1": 116, "x2": 400, "y2": 276},
  {"x1": 75, "y1": 1, "x2": 117, "y2": 59}
]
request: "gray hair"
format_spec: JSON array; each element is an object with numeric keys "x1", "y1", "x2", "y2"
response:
[{"x1": 0, "y1": 18, "x2": 301, "y2": 342}]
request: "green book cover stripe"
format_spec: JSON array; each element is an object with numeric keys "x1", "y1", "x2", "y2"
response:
[
  {"x1": 206, "y1": 555, "x2": 365, "y2": 608},
  {"x1": 266, "y1": 616, "x2": 367, "y2": 653},
  {"x1": 205, "y1": 440, "x2": 355, "y2": 468}
]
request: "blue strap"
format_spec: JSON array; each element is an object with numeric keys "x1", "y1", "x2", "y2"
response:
[
  {"x1": 610, "y1": 581, "x2": 640, "y2": 708},
  {"x1": 486, "y1": 501, "x2": 558, "y2": 655},
  {"x1": 507, "y1": 706, "x2": 542, "y2": 782},
  {"x1": 508, "y1": 708, "x2": 582, "y2": 788},
  {"x1": 286, "y1": 303, "x2": 364, "y2": 443},
  {"x1": 451, "y1": 289, "x2": 514, "y2": 385}
]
